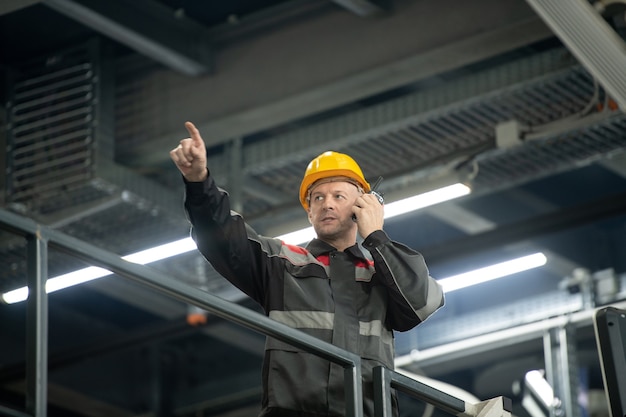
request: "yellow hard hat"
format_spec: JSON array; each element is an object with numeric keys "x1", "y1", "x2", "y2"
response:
[{"x1": 299, "y1": 151, "x2": 370, "y2": 210}]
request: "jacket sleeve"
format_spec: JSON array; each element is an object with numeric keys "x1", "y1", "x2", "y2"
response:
[
  {"x1": 362, "y1": 230, "x2": 444, "y2": 332},
  {"x1": 182, "y1": 172, "x2": 282, "y2": 306}
]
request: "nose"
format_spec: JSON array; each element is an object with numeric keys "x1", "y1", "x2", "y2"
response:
[{"x1": 321, "y1": 195, "x2": 334, "y2": 210}]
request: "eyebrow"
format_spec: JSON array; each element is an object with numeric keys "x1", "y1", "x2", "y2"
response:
[{"x1": 311, "y1": 188, "x2": 349, "y2": 196}]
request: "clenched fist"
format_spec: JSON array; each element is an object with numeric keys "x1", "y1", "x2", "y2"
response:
[{"x1": 170, "y1": 121, "x2": 208, "y2": 182}]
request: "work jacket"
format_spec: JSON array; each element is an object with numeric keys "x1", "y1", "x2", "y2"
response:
[{"x1": 183, "y1": 174, "x2": 445, "y2": 417}]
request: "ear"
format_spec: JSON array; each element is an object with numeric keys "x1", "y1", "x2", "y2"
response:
[{"x1": 307, "y1": 209, "x2": 313, "y2": 224}]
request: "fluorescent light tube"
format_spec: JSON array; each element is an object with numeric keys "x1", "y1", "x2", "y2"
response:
[
  {"x1": 384, "y1": 183, "x2": 470, "y2": 219},
  {"x1": 1, "y1": 286, "x2": 31, "y2": 305},
  {"x1": 1, "y1": 237, "x2": 197, "y2": 304},
  {"x1": 438, "y1": 252, "x2": 547, "y2": 293},
  {"x1": 122, "y1": 237, "x2": 197, "y2": 264},
  {"x1": 276, "y1": 227, "x2": 316, "y2": 245}
]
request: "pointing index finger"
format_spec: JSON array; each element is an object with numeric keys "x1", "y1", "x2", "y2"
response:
[{"x1": 185, "y1": 121, "x2": 203, "y2": 144}]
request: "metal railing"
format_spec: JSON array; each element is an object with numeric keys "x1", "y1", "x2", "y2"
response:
[
  {"x1": 373, "y1": 366, "x2": 512, "y2": 417},
  {"x1": 0, "y1": 208, "x2": 511, "y2": 417}
]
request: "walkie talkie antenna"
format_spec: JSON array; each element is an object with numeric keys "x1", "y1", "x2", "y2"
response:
[
  {"x1": 371, "y1": 176, "x2": 383, "y2": 193},
  {"x1": 353, "y1": 176, "x2": 384, "y2": 222}
]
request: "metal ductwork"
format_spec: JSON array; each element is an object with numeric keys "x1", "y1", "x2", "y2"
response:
[
  {"x1": 2, "y1": 40, "x2": 219, "y2": 297},
  {"x1": 524, "y1": 0, "x2": 626, "y2": 109}
]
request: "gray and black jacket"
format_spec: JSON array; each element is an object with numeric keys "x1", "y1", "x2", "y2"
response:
[{"x1": 183, "y1": 173, "x2": 445, "y2": 417}]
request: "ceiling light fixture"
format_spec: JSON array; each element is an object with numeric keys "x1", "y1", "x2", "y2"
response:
[
  {"x1": 524, "y1": 370, "x2": 556, "y2": 409},
  {"x1": 1, "y1": 238, "x2": 197, "y2": 304},
  {"x1": 2, "y1": 182, "x2": 471, "y2": 304},
  {"x1": 438, "y1": 252, "x2": 547, "y2": 293},
  {"x1": 384, "y1": 183, "x2": 470, "y2": 219},
  {"x1": 521, "y1": 369, "x2": 559, "y2": 417}
]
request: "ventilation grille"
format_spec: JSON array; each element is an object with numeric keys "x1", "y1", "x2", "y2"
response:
[{"x1": 6, "y1": 45, "x2": 97, "y2": 208}]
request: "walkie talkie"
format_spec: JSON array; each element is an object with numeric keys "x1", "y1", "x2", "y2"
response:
[
  {"x1": 353, "y1": 176, "x2": 384, "y2": 221},
  {"x1": 369, "y1": 176, "x2": 384, "y2": 205}
]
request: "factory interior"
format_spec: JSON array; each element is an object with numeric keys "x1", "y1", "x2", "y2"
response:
[{"x1": 1, "y1": 0, "x2": 626, "y2": 416}]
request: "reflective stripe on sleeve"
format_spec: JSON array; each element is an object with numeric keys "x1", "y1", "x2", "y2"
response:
[{"x1": 415, "y1": 277, "x2": 445, "y2": 321}]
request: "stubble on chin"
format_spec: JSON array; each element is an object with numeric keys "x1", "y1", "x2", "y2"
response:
[{"x1": 313, "y1": 218, "x2": 353, "y2": 241}]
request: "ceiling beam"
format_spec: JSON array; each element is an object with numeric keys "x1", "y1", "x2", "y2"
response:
[
  {"x1": 426, "y1": 203, "x2": 496, "y2": 234},
  {"x1": 119, "y1": 0, "x2": 554, "y2": 167},
  {"x1": 42, "y1": 0, "x2": 212, "y2": 76},
  {"x1": 243, "y1": 176, "x2": 291, "y2": 205}
]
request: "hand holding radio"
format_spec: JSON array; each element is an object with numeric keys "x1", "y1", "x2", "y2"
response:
[{"x1": 352, "y1": 176, "x2": 384, "y2": 238}]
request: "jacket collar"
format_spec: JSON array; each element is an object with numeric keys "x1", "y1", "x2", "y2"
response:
[{"x1": 306, "y1": 238, "x2": 368, "y2": 262}]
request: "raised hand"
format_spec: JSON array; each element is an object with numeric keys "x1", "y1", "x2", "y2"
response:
[
  {"x1": 352, "y1": 192, "x2": 384, "y2": 239},
  {"x1": 169, "y1": 121, "x2": 208, "y2": 182}
]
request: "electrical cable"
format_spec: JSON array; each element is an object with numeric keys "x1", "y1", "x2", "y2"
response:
[{"x1": 519, "y1": 72, "x2": 602, "y2": 140}]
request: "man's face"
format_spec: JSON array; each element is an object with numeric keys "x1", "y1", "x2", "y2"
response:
[{"x1": 307, "y1": 180, "x2": 360, "y2": 241}]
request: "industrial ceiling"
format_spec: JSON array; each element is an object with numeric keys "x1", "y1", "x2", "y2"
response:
[{"x1": 1, "y1": 0, "x2": 626, "y2": 416}]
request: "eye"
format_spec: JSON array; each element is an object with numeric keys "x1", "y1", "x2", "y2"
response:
[{"x1": 313, "y1": 195, "x2": 324, "y2": 201}]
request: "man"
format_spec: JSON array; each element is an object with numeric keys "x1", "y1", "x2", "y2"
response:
[{"x1": 170, "y1": 121, "x2": 445, "y2": 417}]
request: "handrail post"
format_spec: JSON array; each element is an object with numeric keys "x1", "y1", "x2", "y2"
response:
[
  {"x1": 373, "y1": 365, "x2": 393, "y2": 417},
  {"x1": 25, "y1": 231, "x2": 48, "y2": 417},
  {"x1": 373, "y1": 365, "x2": 466, "y2": 416},
  {"x1": 345, "y1": 363, "x2": 364, "y2": 417}
]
